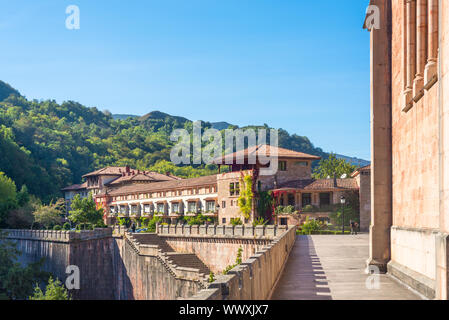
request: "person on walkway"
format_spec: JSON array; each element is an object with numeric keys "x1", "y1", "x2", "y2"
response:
[
  {"x1": 350, "y1": 220, "x2": 358, "y2": 235},
  {"x1": 131, "y1": 222, "x2": 136, "y2": 233}
]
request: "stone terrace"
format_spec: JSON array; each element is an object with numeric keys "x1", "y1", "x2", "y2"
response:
[{"x1": 271, "y1": 234, "x2": 422, "y2": 300}]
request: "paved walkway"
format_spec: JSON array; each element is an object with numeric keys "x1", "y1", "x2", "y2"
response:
[{"x1": 271, "y1": 234, "x2": 421, "y2": 300}]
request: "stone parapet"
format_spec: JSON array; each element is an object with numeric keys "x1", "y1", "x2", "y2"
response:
[
  {"x1": 2, "y1": 228, "x2": 113, "y2": 243},
  {"x1": 158, "y1": 224, "x2": 287, "y2": 240},
  {"x1": 125, "y1": 233, "x2": 209, "y2": 285},
  {"x1": 184, "y1": 226, "x2": 296, "y2": 300}
]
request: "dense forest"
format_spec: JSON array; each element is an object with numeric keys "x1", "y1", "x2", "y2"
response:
[{"x1": 0, "y1": 80, "x2": 328, "y2": 203}]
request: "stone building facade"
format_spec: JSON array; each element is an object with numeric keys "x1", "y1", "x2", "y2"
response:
[
  {"x1": 62, "y1": 145, "x2": 370, "y2": 226},
  {"x1": 365, "y1": 0, "x2": 449, "y2": 299},
  {"x1": 352, "y1": 165, "x2": 371, "y2": 231}
]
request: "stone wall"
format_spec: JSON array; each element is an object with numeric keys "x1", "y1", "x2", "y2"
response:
[
  {"x1": 386, "y1": 0, "x2": 443, "y2": 299},
  {"x1": 157, "y1": 224, "x2": 285, "y2": 273},
  {"x1": 112, "y1": 235, "x2": 205, "y2": 300},
  {"x1": 3, "y1": 229, "x2": 115, "y2": 300},
  {"x1": 355, "y1": 170, "x2": 371, "y2": 231},
  {"x1": 3, "y1": 226, "x2": 292, "y2": 300},
  {"x1": 3, "y1": 228, "x2": 205, "y2": 300},
  {"x1": 185, "y1": 226, "x2": 296, "y2": 300}
]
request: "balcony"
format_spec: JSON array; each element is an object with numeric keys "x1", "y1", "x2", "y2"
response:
[
  {"x1": 202, "y1": 211, "x2": 218, "y2": 217},
  {"x1": 169, "y1": 212, "x2": 182, "y2": 218}
]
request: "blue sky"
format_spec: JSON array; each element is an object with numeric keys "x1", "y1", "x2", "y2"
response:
[{"x1": 0, "y1": 1, "x2": 370, "y2": 159}]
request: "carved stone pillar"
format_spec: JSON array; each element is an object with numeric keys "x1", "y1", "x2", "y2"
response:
[
  {"x1": 365, "y1": 0, "x2": 393, "y2": 273},
  {"x1": 404, "y1": 0, "x2": 416, "y2": 109},
  {"x1": 424, "y1": 0, "x2": 439, "y2": 88},
  {"x1": 413, "y1": 0, "x2": 427, "y2": 100}
]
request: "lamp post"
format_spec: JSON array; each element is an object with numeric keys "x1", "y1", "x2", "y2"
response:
[{"x1": 340, "y1": 196, "x2": 346, "y2": 235}]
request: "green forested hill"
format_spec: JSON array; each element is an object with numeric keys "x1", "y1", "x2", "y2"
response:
[{"x1": 0, "y1": 80, "x2": 327, "y2": 202}]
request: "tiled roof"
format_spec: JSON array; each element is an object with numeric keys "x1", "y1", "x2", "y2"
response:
[
  {"x1": 277, "y1": 178, "x2": 358, "y2": 191},
  {"x1": 304, "y1": 178, "x2": 358, "y2": 190},
  {"x1": 351, "y1": 164, "x2": 371, "y2": 178},
  {"x1": 108, "y1": 174, "x2": 218, "y2": 196},
  {"x1": 107, "y1": 172, "x2": 180, "y2": 185},
  {"x1": 83, "y1": 167, "x2": 136, "y2": 178},
  {"x1": 214, "y1": 144, "x2": 321, "y2": 164},
  {"x1": 61, "y1": 182, "x2": 87, "y2": 191}
]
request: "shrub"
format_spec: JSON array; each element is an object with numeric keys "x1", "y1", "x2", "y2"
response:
[
  {"x1": 301, "y1": 204, "x2": 316, "y2": 212},
  {"x1": 252, "y1": 217, "x2": 268, "y2": 227},
  {"x1": 301, "y1": 217, "x2": 322, "y2": 234},
  {"x1": 222, "y1": 247, "x2": 243, "y2": 274},
  {"x1": 30, "y1": 277, "x2": 70, "y2": 300},
  {"x1": 275, "y1": 205, "x2": 298, "y2": 215},
  {"x1": 230, "y1": 218, "x2": 243, "y2": 226},
  {"x1": 62, "y1": 222, "x2": 71, "y2": 230},
  {"x1": 208, "y1": 272, "x2": 215, "y2": 283},
  {"x1": 76, "y1": 223, "x2": 94, "y2": 231},
  {"x1": 53, "y1": 225, "x2": 62, "y2": 231}
]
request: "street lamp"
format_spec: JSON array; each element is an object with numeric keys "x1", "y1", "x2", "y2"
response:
[{"x1": 340, "y1": 196, "x2": 346, "y2": 235}]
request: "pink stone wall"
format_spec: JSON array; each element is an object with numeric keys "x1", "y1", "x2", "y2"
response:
[{"x1": 391, "y1": 1, "x2": 440, "y2": 231}]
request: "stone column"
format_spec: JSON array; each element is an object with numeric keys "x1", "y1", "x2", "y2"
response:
[
  {"x1": 404, "y1": 0, "x2": 416, "y2": 110},
  {"x1": 424, "y1": 0, "x2": 439, "y2": 87},
  {"x1": 365, "y1": 0, "x2": 393, "y2": 273},
  {"x1": 436, "y1": 0, "x2": 449, "y2": 300},
  {"x1": 413, "y1": 0, "x2": 427, "y2": 100}
]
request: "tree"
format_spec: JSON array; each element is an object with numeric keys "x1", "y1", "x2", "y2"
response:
[
  {"x1": 30, "y1": 276, "x2": 70, "y2": 300},
  {"x1": 237, "y1": 174, "x2": 254, "y2": 220},
  {"x1": 0, "y1": 231, "x2": 47, "y2": 300},
  {"x1": 68, "y1": 194, "x2": 104, "y2": 226},
  {"x1": 16, "y1": 185, "x2": 30, "y2": 207},
  {"x1": 312, "y1": 153, "x2": 357, "y2": 179},
  {"x1": 33, "y1": 199, "x2": 64, "y2": 229},
  {"x1": 0, "y1": 172, "x2": 18, "y2": 226},
  {"x1": 329, "y1": 191, "x2": 360, "y2": 227}
]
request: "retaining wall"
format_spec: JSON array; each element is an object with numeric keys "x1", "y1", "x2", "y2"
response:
[
  {"x1": 157, "y1": 224, "x2": 285, "y2": 273},
  {"x1": 185, "y1": 226, "x2": 296, "y2": 300}
]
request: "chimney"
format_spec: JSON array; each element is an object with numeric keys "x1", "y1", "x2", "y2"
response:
[
  {"x1": 166, "y1": 171, "x2": 171, "y2": 176},
  {"x1": 333, "y1": 173, "x2": 337, "y2": 188},
  {"x1": 126, "y1": 166, "x2": 130, "y2": 173}
]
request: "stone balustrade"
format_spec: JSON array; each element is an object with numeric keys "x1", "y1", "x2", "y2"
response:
[
  {"x1": 125, "y1": 233, "x2": 208, "y2": 283},
  {"x1": 2, "y1": 228, "x2": 113, "y2": 242},
  {"x1": 183, "y1": 225, "x2": 296, "y2": 300},
  {"x1": 157, "y1": 224, "x2": 288, "y2": 239}
]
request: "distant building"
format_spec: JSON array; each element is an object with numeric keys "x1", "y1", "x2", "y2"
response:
[
  {"x1": 61, "y1": 145, "x2": 370, "y2": 227},
  {"x1": 61, "y1": 182, "x2": 88, "y2": 215}
]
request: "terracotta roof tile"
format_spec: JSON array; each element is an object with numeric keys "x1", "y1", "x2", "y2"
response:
[
  {"x1": 107, "y1": 172, "x2": 179, "y2": 185},
  {"x1": 83, "y1": 166, "x2": 136, "y2": 178},
  {"x1": 61, "y1": 182, "x2": 87, "y2": 191},
  {"x1": 108, "y1": 174, "x2": 218, "y2": 196},
  {"x1": 214, "y1": 144, "x2": 321, "y2": 164},
  {"x1": 277, "y1": 178, "x2": 358, "y2": 191},
  {"x1": 351, "y1": 164, "x2": 371, "y2": 177}
]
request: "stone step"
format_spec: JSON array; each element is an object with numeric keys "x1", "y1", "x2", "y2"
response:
[
  {"x1": 167, "y1": 254, "x2": 211, "y2": 275},
  {"x1": 131, "y1": 233, "x2": 174, "y2": 252}
]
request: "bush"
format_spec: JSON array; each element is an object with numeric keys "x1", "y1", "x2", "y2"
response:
[
  {"x1": 76, "y1": 223, "x2": 94, "y2": 231},
  {"x1": 296, "y1": 229, "x2": 351, "y2": 235},
  {"x1": 30, "y1": 277, "x2": 70, "y2": 300},
  {"x1": 53, "y1": 225, "x2": 62, "y2": 231},
  {"x1": 183, "y1": 214, "x2": 208, "y2": 226},
  {"x1": 62, "y1": 222, "x2": 71, "y2": 230},
  {"x1": 301, "y1": 217, "x2": 323, "y2": 234},
  {"x1": 252, "y1": 217, "x2": 268, "y2": 227},
  {"x1": 275, "y1": 205, "x2": 298, "y2": 215},
  {"x1": 230, "y1": 218, "x2": 243, "y2": 226}
]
